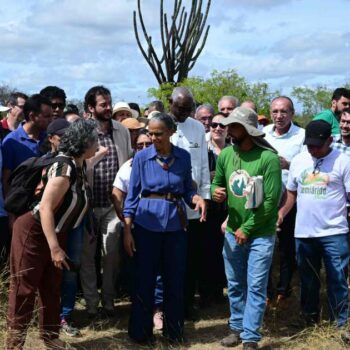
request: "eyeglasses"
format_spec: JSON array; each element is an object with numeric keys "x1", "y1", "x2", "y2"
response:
[
  {"x1": 211, "y1": 122, "x2": 226, "y2": 129},
  {"x1": 312, "y1": 159, "x2": 324, "y2": 175},
  {"x1": 148, "y1": 132, "x2": 164, "y2": 137},
  {"x1": 51, "y1": 103, "x2": 65, "y2": 110},
  {"x1": 136, "y1": 142, "x2": 152, "y2": 150}
]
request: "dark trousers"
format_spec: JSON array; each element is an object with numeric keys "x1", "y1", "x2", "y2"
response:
[
  {"x1": 185, "y1": 219, "x2": 202, "y2": 310},
  {"x1": 268, "y1": 205, "x2": 296, "y2": 298},
  {"x1": 0, "y1": 216, "x2": 10, "y2": 268},
  {"x1": 7, "y1": 212, "x2": 67, "y2": 349},
  {"x1": 198, "y1": 203, "x2": 226, "y2": 300},
  {"x1": 129, "y1": 224, "x2": 187, "y2": 342},
  {"x1": 296, "y1": 235, "x2": 349, "y2": 326}
]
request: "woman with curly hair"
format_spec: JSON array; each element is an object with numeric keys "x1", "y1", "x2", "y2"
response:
[{"x1": 7, "y1": 119, "x2": 98, "y2": 350}]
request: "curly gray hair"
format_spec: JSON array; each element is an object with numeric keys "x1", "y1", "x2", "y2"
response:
[{"x1": 58, "y1": 119, "x2": 98, "y2": 157}]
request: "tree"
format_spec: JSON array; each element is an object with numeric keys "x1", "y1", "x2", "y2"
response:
[
  {"x1": 148, "y1": 69, "x2": 279, "y2": 116},
  {"x1": 134, "y1": 0, "x2": 211, "y2": 84},
  {"x1": 291, "y1": 83, "x2": 350, "y2": 118},
  {"x1": 0, "y1": 84, "x2": 17, "y2": 105}
]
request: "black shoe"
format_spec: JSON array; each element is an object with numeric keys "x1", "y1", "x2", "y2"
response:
[
  {"x1": 243, "y1": 341, "x2": 258, "y2": 350},
  {"x1": 220, "y1": 330, "x2": 241, "y2": 347}
]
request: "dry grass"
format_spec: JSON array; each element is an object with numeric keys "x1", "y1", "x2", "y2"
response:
[{"x1": 0, "y1": 269, "x2": 349, "y2": 349}]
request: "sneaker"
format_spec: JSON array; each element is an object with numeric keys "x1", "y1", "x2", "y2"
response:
[
  {"x1": 243, "y1": 341, "x2": 258, "y2": 350},
  {"x1": 153, "y1": 311, "x2": 163, "y2": 330},
  {"x1": 61, "y1": 319, "x2": 81, "y2": 337},
  {"x1": 220, "y1": 330, "x2": 241, "y2": 347}
]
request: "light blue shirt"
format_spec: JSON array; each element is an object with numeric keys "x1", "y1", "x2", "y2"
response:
[
  {"x1": 123, "y1": 144, "x2": 196, "y2": 232},
  {"x1": 263, "y1": 122, "x2": 305, "y2": 186}
]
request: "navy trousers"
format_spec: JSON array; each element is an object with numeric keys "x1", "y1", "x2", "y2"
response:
[{"x1": 129, "y1": 223, "x2": 187, "y2": 342}]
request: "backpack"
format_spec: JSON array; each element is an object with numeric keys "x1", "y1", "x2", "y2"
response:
[{"x1": 4, "y1": 153, "x2": 76, "y2": 216}]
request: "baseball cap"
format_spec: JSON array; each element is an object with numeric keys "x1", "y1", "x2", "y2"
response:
[
  {"x1": 47, "y1": 118, "x2": 70, "y2": 136},
  {"x1": 304, "y1": 120, "x2": 331, "y2": 146}
]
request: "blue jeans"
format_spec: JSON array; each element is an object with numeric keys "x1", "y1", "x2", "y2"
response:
[
  {"x1": 223, "y1": 232, "x2": 275, "y2": 342},
  {"x1": 129, "y1": 224, "x2": 187, "y2": 342},
  {"x1": 60, "y1": 220, "x2": 85, "y2": 320},
  {"x1": 154, "y1": 275, "x2": 163, "y2": 308},
  {"x1": 296, "y1": 234, "x2": 350, "y2": 327}
]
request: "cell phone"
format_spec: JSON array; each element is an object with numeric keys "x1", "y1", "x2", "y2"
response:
[{"x1": 64, "y1": 257, "x2": 80, "y2": 272}]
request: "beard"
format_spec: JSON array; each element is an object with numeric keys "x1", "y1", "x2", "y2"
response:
[
  {"x1": 94, "y1": 110, "x2": 112, "y2": 122},
  {"x1": 231, "y1": 135, "x2": 245, "y2": 146}
]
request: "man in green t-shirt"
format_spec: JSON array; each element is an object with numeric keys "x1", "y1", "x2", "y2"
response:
[
  {"x1": 211, "y1": 107, "x2": 281, "y2": 350},
  {"x1": 313, "y1": 87, "x2": 350, "y2": 135}
]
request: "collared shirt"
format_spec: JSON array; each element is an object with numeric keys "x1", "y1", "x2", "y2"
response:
[
  {"x1": 123, "y1": 144, "x2": 196, "y2": 232},
  {"x1": 331, "y1": 135, "x2": 350, "y2": 157},
  {"x1": 170, "y1": 117, "x2": 210, "y2": 219},
  {"x1": 2, "y1": 123, "x2": 46, "y2": 171},
  {"x1": 263, "y1": 122, "x2": 305, "y2": 186},
  {"x1": 93, "y1": 126, "x2": 119, "y2": 208}
]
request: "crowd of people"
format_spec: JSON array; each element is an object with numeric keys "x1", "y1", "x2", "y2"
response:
[{"x1": 0, "y1": 85, "x2": 350, "y2": 350}]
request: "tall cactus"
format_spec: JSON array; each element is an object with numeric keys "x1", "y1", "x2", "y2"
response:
[{"x1": 134, "y1": 0, "x2": 211, "y2": 84}]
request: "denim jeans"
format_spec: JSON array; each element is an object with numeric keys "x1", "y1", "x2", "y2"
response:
[
  {"x1": 60, "y1": 220, "x2": 85, "y2": 320},
  {"x1": 296, "y1": 234, "x2": 350, "y2": 327},
  {"x1": 223, "y1": 232, "x2": 275, "y2": 342},
  {"x1": 154, "y1": 275, "x2": 163, "y2": 308}
]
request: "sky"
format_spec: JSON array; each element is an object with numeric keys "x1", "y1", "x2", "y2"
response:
[{"x1": 0, "y1": 0, "x2": 349, "y2": 106}]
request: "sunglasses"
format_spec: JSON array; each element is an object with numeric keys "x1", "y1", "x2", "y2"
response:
[
  {"x1": 136, "y1": 142, "x2": 152, "y2": 150},
  {"x1": 211, "y1": 122, "x2": 226, "y2": 129},
  {"x1": 51, "y1": 103, "x2": 65, "y2": 110},
  {"x1": 148, "y1": 132, "x2": 164, "y2": 137}
]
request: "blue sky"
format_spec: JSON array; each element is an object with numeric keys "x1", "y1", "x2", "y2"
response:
[{"x1": 0, "y1": 0, "x2": 349, "y2": 106}]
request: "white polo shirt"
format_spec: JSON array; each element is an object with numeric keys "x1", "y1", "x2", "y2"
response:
[
  {"x1": 263, "y1": 122, "x2": 305, "y2": 186},
  {"x1": 287, "y1": 149, "x2": 350, "y2": 238},
  {"x1": 171, "y1": 117, "x2": 211, "y2": 220}
]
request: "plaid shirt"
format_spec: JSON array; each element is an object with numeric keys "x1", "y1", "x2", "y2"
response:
[
  {"x1": 93, "y1": 128, "x2": 119, "y2": 208},
  {"x1": 331, "y1": 135, "x2": 350, "y2": 157}
]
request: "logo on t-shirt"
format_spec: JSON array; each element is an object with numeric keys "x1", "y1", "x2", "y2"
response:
[
  {"x1": 229, "y1": 170, "x2": 250, "y2": 197},
  {"x1": 300, "y1": 169, "x2": 330, "y2": 198}
]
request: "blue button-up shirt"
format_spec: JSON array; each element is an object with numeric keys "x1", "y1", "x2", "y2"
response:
[
  {"x1": 2, "y1": 123, "x2": 46, "y2": 171},
  {"x1": 123, "y1": 144, "x2": 196, "y2": 232}
]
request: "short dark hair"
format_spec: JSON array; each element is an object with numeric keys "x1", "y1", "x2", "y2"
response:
[
  {"x1": 40, "y1": 86, "x2": 67, "y2": 103},
  {"x1": 148, "y1": 100, "x2": 165, "y2": 113},
  {"x1": 213, "y1": 112, "x2": 227, "y2": 118},
  {"x1": 84, "y1": 86, "x2": 111, "y2": 109},
  {"x1": 332, "y1": 88, "x2": 350, "y2": 101},
  {"x1": 271, "y1": 96, "x2": 295, "y2": 112},
  {"x1": 63, "y1": 104, "x2": 80, "y2": 117},
  {"x1": 7, "y1": 92, "x2": 28, "y2": 107},
  {"x1": 23, "y1": 94, "x2": 52, "y2": 122},
  {"x1": 129, "y1": 102, "x2": 140, "y2": 114},
  {"x1": 58, "y1": 119, "x2": 98, "y2": 157}
]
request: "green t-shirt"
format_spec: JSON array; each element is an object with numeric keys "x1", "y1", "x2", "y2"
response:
[
  {"x1": 211, "y1": 145, "x2": 282, "y2": 238},
  {"x1": 313, "y1": 109, "x2": 340, "y2": 135}
]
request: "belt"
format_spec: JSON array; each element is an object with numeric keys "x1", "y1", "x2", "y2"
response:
[
  {"x1": 142, "y1": 192, "x2": 187, "y2": 230},
  {"x1": 143, "y1": 193, "x2": 182, "y2": 201}
]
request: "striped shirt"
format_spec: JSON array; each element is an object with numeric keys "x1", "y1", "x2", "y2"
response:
[{"x1": 32, "y1": 156, "x2": 89, "y2": 234}]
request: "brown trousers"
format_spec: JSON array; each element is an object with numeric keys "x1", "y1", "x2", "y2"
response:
[{"x1": 7, "y1": 212, "x2": 67, "y2": 349}]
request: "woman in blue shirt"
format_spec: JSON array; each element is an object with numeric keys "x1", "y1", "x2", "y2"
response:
[{"x1": 123, "y1": 113, "x2": 206, "y2": 344}]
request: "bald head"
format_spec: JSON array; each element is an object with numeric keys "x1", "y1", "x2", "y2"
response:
[
  {"x1": 218, "y1": 95, "x2": 240, "y2": 117},
  {"x1": 169, "y1": 87, "x2": 194, "y2": 122}
]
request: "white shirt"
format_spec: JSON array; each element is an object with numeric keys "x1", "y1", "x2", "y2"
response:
[
  {"x1": 263, "y1": 122, "x2": 305, "y2": 186},
  {"x1": 113, "y1": 158, "x2": 132, "y2": 193},
  {"x1": 287, "y1": 149, "x2": 350, "y2": 238},
  {"x1": 171, "y1": 117, "x2": 211, "y2": 219}
]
